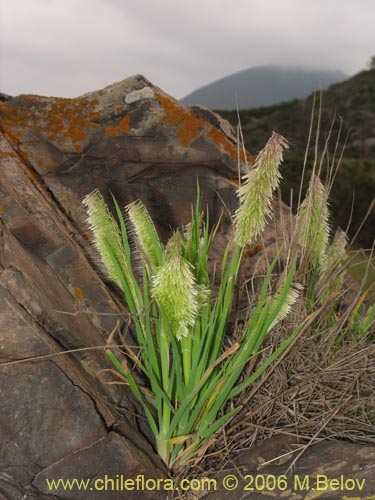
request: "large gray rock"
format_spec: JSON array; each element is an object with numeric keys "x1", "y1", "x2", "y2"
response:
[
  {"x1": 0, "y1": 75, "x2": 253, "y2": 498},
  {"x1": 0, "y1": 75, "x2": 252, "y2": 241}
]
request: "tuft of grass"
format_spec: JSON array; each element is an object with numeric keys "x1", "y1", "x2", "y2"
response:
[
  {"x1": 83, "y1": 133, "x2": 305, "y2": 470},
  {"x1": 83, "y1": 117, "x2": 374, "y2": 473}
]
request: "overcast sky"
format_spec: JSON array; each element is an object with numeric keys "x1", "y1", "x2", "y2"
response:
[{"x1": 0, "y1": 0, "x2": 374, "y2": 99}]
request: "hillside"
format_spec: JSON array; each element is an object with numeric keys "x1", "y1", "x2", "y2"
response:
[
  {"x1": 182, "y1": 65, "x2": 347, "y2": 109},
  {"x1": 218, "y1": 68, "x2": 375, "y2": 248}
]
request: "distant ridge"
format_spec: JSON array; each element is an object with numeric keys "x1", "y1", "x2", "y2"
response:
[
  {"x1": 218, "y1": 67, "x2": 375, "y2": 248},
  {"x1": 182, "y1": 65, "x2": 347, "y2": 110}
]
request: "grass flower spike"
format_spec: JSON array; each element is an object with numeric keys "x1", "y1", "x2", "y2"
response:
[
  {"x1": 318, "y1": 228, "x2": 347, "y2": 301},
  {"x1": 268, "y1": 284, "x2": 302, "y2": 332},
  {"x1": 83, "y1": 190, "x2": 141, "y2": 313},
  {"x1": 152, "y1": 231, "x2": 199, "y2": 339},
  {"x1": 296, "y1": 176, "x2": 330, "y2": 267},
  {"x1": 83, "y1": 190, "x2": 126, "y2": 286},
  {"x1": 127, "y1": 200, "x2": 163, "y2": 271},
  {"x1": 234, "y1": 132, "x2": 288, "y2": 247}
]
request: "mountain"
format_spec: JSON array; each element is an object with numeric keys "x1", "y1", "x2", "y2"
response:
[
  {"x1": 218, "y1": 68, "x2": 375, "y2": 248},
  {"x1": 182, "y1": 66, "x2": 347, "y2": 110}
]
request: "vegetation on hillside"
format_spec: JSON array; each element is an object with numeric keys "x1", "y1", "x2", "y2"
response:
[{"x1": 217, "y1": 68, "x2": 375, "y2": 248}]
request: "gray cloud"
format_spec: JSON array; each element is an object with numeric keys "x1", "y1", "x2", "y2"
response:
[{"x1": 1, "y1": 0, "x2": 374, "y2": 99}]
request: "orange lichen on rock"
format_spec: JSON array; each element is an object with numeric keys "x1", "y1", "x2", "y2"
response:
[
  {"x1": 0, "y1": 105, "x2": 22, "y2": 148},
  {"x1": 208, "y1": 128, "x2": 253, "y2": 164},
  {"x1": 88, "y1": 110, "x2": 102, "y2": 121},
  {"x1": 156, "y1": 92, "x2": 254, "y2": 162},
  {"x1": 74, "y1": 286, "x2": 84, "y2": 301},
  {"x1": 0, "y1": 150, "x2": 16, "y2": 159},
  {"x1": 0, "y1": 101, "x2": 17, "y2": 121},
  {"x1": 104, "y1": 116, "x2": 131, "y2": 137},
  {"x1": 51, "y1": 99, "x2": 88, "y2": 145},
  {"x1": 0, "y1": 96, "x2": 102, "y2": 154},
  {"x1": 156, "y1": 92, "x2": 206, "y2": 148},
  {"x1": 45, "y1": 112, "x2": 65, "y2": 142}
]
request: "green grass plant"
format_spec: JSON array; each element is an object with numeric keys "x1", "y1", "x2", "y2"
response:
[
  {"x1": 83, "y1": 133, "x2": 305, "y2": 470},
  {"x1": 83, "y1": 126, "x2": 374, "y2": 470}
]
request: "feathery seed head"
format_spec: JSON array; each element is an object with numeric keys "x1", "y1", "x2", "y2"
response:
[
  {"x1": 166, "y1": 230, "x2": 183, "y2": 255},
  {"x1": 83, "y1": 190, "x2": 129, "y2": 287},
  {"x1": 152, "y1": 231, "x2": 199, "y2": 340},
  {"x1": 318, "y1": 228, "x2": 347, "y2": 300},
  {"x1": 325, "y1": 228, "x2": 347, "y2": 267},
  {"x1": 296, "y1": 176, "x2": 330, "y2": 267},
  {"x1": 234, "y1": 132, "x2": 288, "y2": 247},
  {"x1": 268, "y1": 284, "x2": 302, "y2": 332},
  {"x1": 127, "y1": 200, "x2": 163, "y2": 269}
]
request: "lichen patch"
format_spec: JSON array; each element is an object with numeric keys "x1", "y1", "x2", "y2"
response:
[
  {"x1": 104, "y1": 116, "x2": 131, "y2": 137},
  {"x1": 0, "y1": 97, "x2": 102, "y2": 154},
  {"x1": 156, "y1": 92, "x2": 253, "y2": 162},
  {"x1": 156, "y1": 92, "x2": 206, "y2": 148}
]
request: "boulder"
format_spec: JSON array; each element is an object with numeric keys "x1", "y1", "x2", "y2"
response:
[
  {"x1": 0, "y1": 75, "x2": 253, "y2": 498},
  {"x1": 0, "y1": 75, "x2": 253, "y2": 240}
]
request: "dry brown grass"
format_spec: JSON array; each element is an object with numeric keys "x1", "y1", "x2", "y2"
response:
[{"x1": 175, "y1": 320, "x2": 375, "y2": 494}]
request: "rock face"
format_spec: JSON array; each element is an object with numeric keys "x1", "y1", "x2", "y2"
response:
[
  {"x1": 0, "y1": 75, "x2": 253, "y2": 498},
  {"x1": 0, "y1": 75, "x2": 252, "y2": 241}
]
